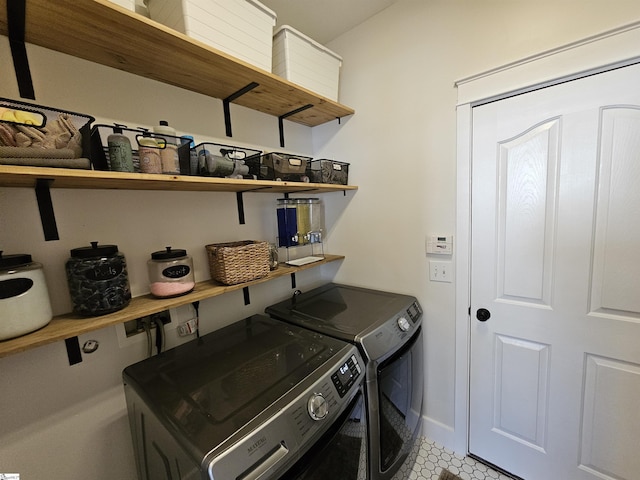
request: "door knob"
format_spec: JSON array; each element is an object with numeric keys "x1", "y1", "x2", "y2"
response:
[{"x1": 476, "y1": 308, "x2": 491, "y2": 322}]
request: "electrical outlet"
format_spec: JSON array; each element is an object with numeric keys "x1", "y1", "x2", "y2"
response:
[
  {"x1": 178, "y1": 319, "x2": 198, "y2": 336},
  {"x1": 123, "y1": 311, "x2": 171, "y2": 338},
  {"x1": 429, "y1": 261, "x2": 452, "y2": 283}
]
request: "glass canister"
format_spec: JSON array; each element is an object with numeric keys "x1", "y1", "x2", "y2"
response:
[
  {"x1": 0, "y1": 251, "x2": 53, "y2": 340},
  {"x1": 147, "y1": 246, "x2": 195, "y2": 298},
  {"x1": 276, "y1": 198, "x2": 299, "y2": 247},
  {"x1": 66, "y1": 242, "x2": 131, "y2": 316},
  {"x1": 295, "y1": 198, "x2": 324, "y2": 244},
  {"x1": 268, "y1": 243, "x2": 279, "y2": 270}
]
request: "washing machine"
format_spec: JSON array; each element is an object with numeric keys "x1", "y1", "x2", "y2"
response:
[{"x1": 123, "y1": 314, "x2": 367, "y2": 480}]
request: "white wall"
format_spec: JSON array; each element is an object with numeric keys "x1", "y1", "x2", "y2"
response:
[
  {"x1": 0, "y1": 41, "x2": 341, "y2": 479},
  {"x1": 314, "y1": 0, "x2": 640, "y2": 448},
  {"x1": 2, "y1": 1, "x2": 640, "y2": 478}
]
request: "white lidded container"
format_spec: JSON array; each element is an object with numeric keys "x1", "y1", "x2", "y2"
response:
[
  {"x1": 147, "y1": 0, "x2": 276, "y2": 71},
  {"x1": 147, "y1": 247, "x2": 195, "y2": 298},
  {"x1": 107, "y1": 0, "x2": 136, "y2": 11},
  {"x1": 0, "y1": 252, "x2": 53, "y2": 341},
  {"x1": 272, "y1": 25, "x2": 343, "y2": 101}
]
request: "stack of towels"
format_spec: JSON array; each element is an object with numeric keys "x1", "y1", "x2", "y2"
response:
[{"x1": 0, "y1": 108, "x2": 90, "y2": 169}]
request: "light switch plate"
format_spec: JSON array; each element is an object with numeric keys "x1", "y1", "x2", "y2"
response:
[{"x1": 429, "y1": 261, "x2": 453, "y2": 282}]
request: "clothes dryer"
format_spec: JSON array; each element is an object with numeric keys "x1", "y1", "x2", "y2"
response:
[{"x1": 266, "y1": 283, "x2": 424, "y2": 480}]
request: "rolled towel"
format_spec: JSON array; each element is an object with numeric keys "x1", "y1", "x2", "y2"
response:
[
  {"x1": 0, "y1": 157, "x2": 91, "y2": 169},
  {"x1": 2, "y1": 113, "x2": 84, "y2": 157},
  {"x1": 0, "y1": 146, "x2": 78, "y2": 158},
  {"x1": 0, "y1": 123, "x2": 18, "y2": 147}
]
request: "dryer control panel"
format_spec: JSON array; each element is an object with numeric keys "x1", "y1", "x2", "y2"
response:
[
  {"x1": 331, "y1": 353, "x2": 362, "y2": 397},
  {"x1": 361, "y1": 300, "x2": 423, "y2": 361}
]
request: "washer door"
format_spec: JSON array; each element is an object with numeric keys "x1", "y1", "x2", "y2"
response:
[{"x1": 280, "y1": 388, "x2": 367, "y2": 480}]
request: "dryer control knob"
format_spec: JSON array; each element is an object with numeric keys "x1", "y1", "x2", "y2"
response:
[
  {"x1": 397, "y1": 317, "x2": 411, "y2": 332},
  {"x1": 307, "y1": 393, "x2": 329, "y2": 421}
]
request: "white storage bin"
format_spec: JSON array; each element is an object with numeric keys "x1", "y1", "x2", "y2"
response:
[
  {"x1": 272, "y1": 25, "x2": 343, "y2": 101},
  {"x1": 108, "y1": 0, "x2": 136, "y2": 11},
  {"x1": 147, "y1": 0, "x2": 277, "y2": 71}
]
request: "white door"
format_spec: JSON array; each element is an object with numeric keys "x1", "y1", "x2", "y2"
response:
[{"x1": 469, "y1": 63, "x2": 640, "y2": 480}]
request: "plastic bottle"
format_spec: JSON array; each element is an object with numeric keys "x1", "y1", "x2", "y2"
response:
[
  {"x1": 107, "y1": 124, "x2": 134, "y2": 172},
  {"x1": 138, "y1": 133, "x2": 163, "y2": 174},
  {"x1": 153, "y1": 120, "x2": 180, "y2": 174}
]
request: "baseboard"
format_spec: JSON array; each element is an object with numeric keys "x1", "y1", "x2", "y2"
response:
[{"x1": 421, "y1": 415, "x2": 457, "y2": 453}]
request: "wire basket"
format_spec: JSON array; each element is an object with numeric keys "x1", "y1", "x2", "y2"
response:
[
  {"x1": 0, "y1": 97, "x2": 95, "y2": 168},
  {"x1": 205, "y1": 241, "x2": 269, "y2": 285},
  {"x1": 245, "y1": 152, "x2": 312, "y2": 182},
  {"x1": 307, "y1": 159, "x2": 349, "y2": 185}
]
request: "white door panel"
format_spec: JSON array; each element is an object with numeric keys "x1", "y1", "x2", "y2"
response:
[
  {"x1": 592, "y1": 106, "x2": 640, "y2": 317},
  {"x1": 496, "y1": 117, "x2": 560, "y2": 306},
  {"x1": 470, "y1": 63, "x2": 640, "y2": 480}
]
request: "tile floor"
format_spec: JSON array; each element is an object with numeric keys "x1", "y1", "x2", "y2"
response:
[{"x1": 392, "y1": 437, "x2": 515, "y2": 480}]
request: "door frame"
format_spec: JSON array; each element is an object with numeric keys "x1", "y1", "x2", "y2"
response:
[{"x1": 453, "y1": 20, "x2": 640, "y2": 455}]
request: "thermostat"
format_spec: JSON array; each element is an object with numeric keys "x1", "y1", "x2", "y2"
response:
[{"x1": 426, "y1": 235, "x2": 453, "y2": 255}]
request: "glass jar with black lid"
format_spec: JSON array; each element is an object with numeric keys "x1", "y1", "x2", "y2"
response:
[
  {"x1": 147, "y1": 246, "x2": 195, "y2": 298},
  {"x1": 66, "y1": 242, "x2": 131, "y2": 316}
]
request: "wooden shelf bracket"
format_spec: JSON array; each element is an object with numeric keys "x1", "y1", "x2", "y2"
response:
[{"x1": 223, "y1": 82, "x2": 259, "y2": 137}]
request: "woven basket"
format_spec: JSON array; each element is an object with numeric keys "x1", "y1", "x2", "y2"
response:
[{"x1": 205, "y1": 240, "x2": 270, "y2": 285}]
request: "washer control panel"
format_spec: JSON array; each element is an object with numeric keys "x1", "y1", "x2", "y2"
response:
[
  {"x1": 307, "y1": 393, "x2": 329, "y2": 420},
  {"x1": 330, "y1": 354, "x2": 361, "y2": 398}
]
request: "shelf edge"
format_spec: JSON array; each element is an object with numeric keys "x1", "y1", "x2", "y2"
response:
[
  {"x1": 0, "y1": 254, "x2": 345, "y2": 359},
  {"x1": 0, "y1": 166, "x2": 358, "y2": 193}
]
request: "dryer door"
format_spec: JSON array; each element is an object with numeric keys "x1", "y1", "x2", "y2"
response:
[{"x1": 375, "y1": 327, "x2": 424, "y2": 478}]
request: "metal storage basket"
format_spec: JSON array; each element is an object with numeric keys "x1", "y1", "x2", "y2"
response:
[
  {"x1": 0, "y1": 97, "x2": 94, "y2": 168},
  {"x1": 307, "y1": 159, "x2": 349, "y2": 185},
  {"x1": 194, "y1": 142, "x2": 261, "y2": 178},
  {"x1": 245, "y1": 152, "x2": 312, "y2": 182},
  {"x1": 90, "y1": 124, "x2": 192, "y2": 173}
]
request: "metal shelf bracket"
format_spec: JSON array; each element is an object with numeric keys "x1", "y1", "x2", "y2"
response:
[
  {"x1": 65, "y1": 336, "x2": 82, "y2": 365},
  {"x1": 243, "y1": 286, "x2": 250, "y2": 305},
  {"x1": 7, "y1": 0, "x2": 35, "y2": 99},
  {"x1": 278, "y1": 104, "x2": 313, "y2": 147},
  {"x1": 236, "y1": 191, "x2": 245, "y2": 224},
  {"x1": 235, "y1": 185, "x2": 278, "y2": 225},
  {"x1": 223, "y1": 82, "x2": 259, "y2": 137},
  {"x1": 35, "y1": 178, "x2": 59, "y2": 241}
]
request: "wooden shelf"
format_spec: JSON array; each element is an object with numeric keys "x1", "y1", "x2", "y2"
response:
[
  {"x1": 0, "y1": 0, "x2": 355, "y2": 127},
  {"x1": 0, "y1": 254, "x2": 345, "y2": 358},
  {"x1": 0, "y1": 165, "x2": 358, "y2": 193}
]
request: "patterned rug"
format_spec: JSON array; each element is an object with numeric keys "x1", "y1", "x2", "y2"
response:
[{"x1": 439, "y1": 469, "x2": 463, "y2": 480}]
